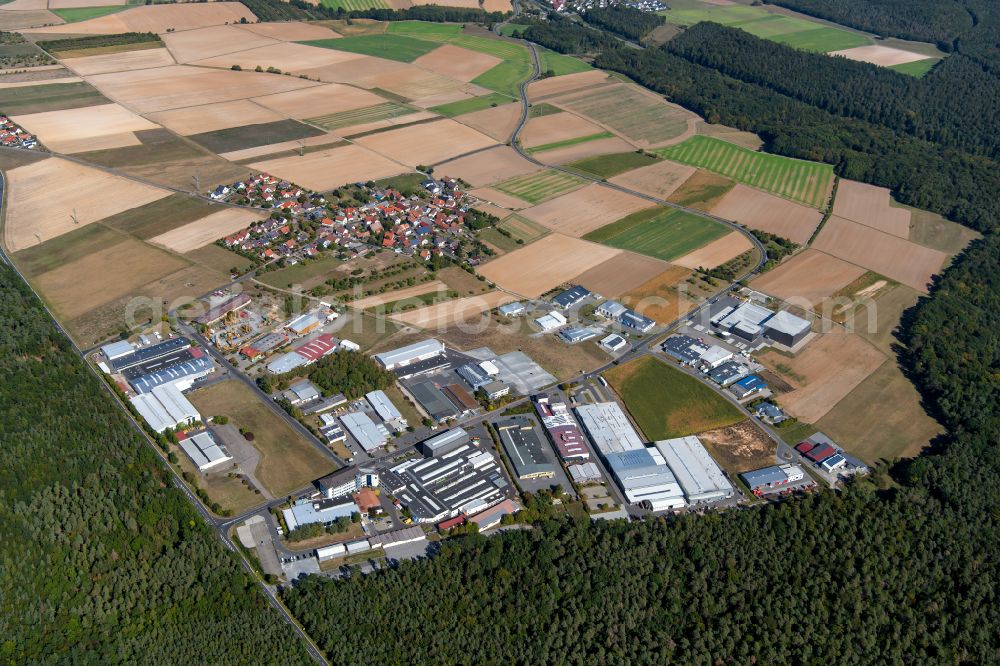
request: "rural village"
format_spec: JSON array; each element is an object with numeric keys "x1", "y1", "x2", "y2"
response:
[{"x1": 0, "y1": 0, "x2": 977, "y2": 653}]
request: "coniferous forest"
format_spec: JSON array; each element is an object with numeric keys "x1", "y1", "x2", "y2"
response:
[{"x1": 0, "y1": 263, "x2": 311, "y2": 664}]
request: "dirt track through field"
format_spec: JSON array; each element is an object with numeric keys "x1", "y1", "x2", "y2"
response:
[
  {"x1": 710, "y1": 184, "x2": 823, "y2": 244},
  {"x1": 478, "y1": 233, "x2": 620, "y2": 297},
  {"x1": 811, "y1": 216, "x2": 947, "y2": 292}
]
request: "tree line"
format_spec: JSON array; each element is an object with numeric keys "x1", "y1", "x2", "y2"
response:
[
  {"x1": 581, "y1": 5, "x2": 665, "y2": 42},
  {"x1": 240, "y1": 0, "x2": 505, "y2": 24}
]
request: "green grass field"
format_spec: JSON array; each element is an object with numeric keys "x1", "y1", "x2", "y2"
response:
[
  {"x1": 538, "y1": 47, "x2": 592, "y2": 76},
  {"x1": 306, "y1": 102, "x2": 416, "y2": 130},
  {"x1": 888, "y1": 58, "x2": 940, "y2": 77},
  {"x1": 565, "y1": 151, "x2": 660, "y2": 179},
  {"x1": 660, "y1": 3, "x2": 871, "y2": 53},
  {"x1": 657, "y1": 136, "x2": 834, "y2": 208},
  {"x1": 526, "y1": 131, "x2": 614, "y2": 155},
  {"x1": 319, "y1": 0, "x2": 388, "y2": 9},
  {"x1": 429, "y1": 92, "x2": 514, "y2": 117},
  {"x1": 257, "y1": 256, "x2": 344, "y2": 290},
  {"x1": 605, "y1": 356, "x2": 744, "y2": 439},
  {"x1": 555, "y1": 84, "x2": 689, "y2": 145},
  {"x1": 584, "y1": 206, "x2": 729, "y2": 261},
  {"x1": 386, "y1": 21, "x2": 463, "y2": 37},
  {"x1": 50, "y1": 5, "x2": 127, "y2": 22},
  {"x1": 498, "y1": 23, "x2": 529, "y2": 37},
  {"x1": 302, "y1": 34, "x2": 438, "y2": 63},
  {"x1": 495, "y1": 170, "x2": 586, "y2": 204}
]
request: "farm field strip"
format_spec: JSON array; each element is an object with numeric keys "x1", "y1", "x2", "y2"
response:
[
  {"x1": 551, "y1": 84, "x2": 692, "y2": 146},
  {"x1": 320, "y1": 0, "x2": 390, "y2": 9},
  {"x1": 495, "y1": 169, "x2": 585, "y2": 205},
  {"x1": 306, "y1": 101, "x2": 417, "y2": 130},
  {"x1": 302, "y1": 34, "x2": 439, "y2": 63},
  {"x1": 527, "y1": 131, "x2": 614, "y2": 154},
  {"x1": 657, "y1": 136, "x2": 833, "y2": 208},
  {"x1": 586, "y1": 206, "x2": 730, "y2": 262}
]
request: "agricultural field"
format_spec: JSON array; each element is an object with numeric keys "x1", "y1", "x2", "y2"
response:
[
  {"x1": 320, "y1": 0, "x2": 390, "y2": 10},
  {"x1": 572, "y1": 252, "x2": 672, "y2": 299},
  {"x1": 520, "y1": 111, "x2": 606, "y2": 150},
  {"x1": 249, "y1": 143, "x2": 406, "y2": 192},
  {"x1": 605, "y1": 356, "x2": 744, "y2": 440},
  {"x1": 412, "y1": 43, "x2": 502, "y2": 83},
  {"x1": 386, "y1": 20, "x2": 464, "y2": 38},
  {"x1": 12, "y1": 102, "x2": 159, "y2": 153},
  {"x1": 304, "y1": 34, "x2": 437, "y2": 63},
  {"x1": 618, "y1": 264, "x2": 704, "y2": 324},
  {"x1": 528, "y1": 70, "x2": 612, "y2": 100},
  {"x1": 50, "y1": 6, "x2": 127, "y2": 24},
  {"x1": 608, "y1": 158, "x2": 695, "y2": 199},
  {"x1": 521, "y1": 184, "x2": 653, "y2": 238},
  {"x1": 888, "y1": 58, "x2": 939, "y2": 77},
  {"x1": 498, "y1": 215, "x2": 549, "y2": 243},
  {"x1": 256, "y1": 256, "x2": 345, "y2": 291},
  {"x1": 449, "y1": 102, "x2": 521, "y2": 142},
  {"x1": 429, "y1": 92, "x2": 512, "y2": 117},
  {"x1": 306, "y1": 102, "x2": 417, "y2": 130},
  {"x1": 565, "y1": 151, "x2": 660, "y2": 179},
  {"x1": 549, "y1": 83, "x2": 693, "y2": 146},
  {"x1": 188, "y1": 119, "x2": 326, "y2": 154},
  {"x1": 28, "y1": 2, "x2": 255, "y2": 35},
  {"x1": 828, "y1": 44, "x2": 936, "y2": 69},
  {"x1": 904, "y1": 204, "x2": 980, "y2": 255},
  {"x1": 710, "y1": 185, "x2": 823, "y2": 244},
  {"x1": 658, "y1": 137, "x2": 834, "y2": 208},
  {"x1": 584, "y1": 206, "x2": 729, "y2": 262},
  {"x1": 665, "y1": 169, "x2": 735, "y2": 211},
  {"x1": 354, "y1": 118, "x2": 495, "y2": 166},
  {"x1": 527, "y1": 131, "x2": 614, "y2": 155},
  {"x1": 61, "y1": 47, "x2": 174, "y2": 75},
  {"x1": 0, "y1": 80, "x2": 106, "y2": 114},
  {"x1": 187, "y1": 380, "x2": 336, "y2": 496},
  {"x1": 537, "y1": 47, "x2": 592, "y2": 77},
  {"x1": 671, "y1": 232, "x2": 754, "y2": 270},
  {"x1": 97, "y1": 194, "x2": 223, "y2": 239},
  {"x1": 495, "y1": 169, "x2": 585, "y2": 205},
  {"x1": 149, "y1": 209, "x2": 264, "y2": 254},
  {"x1": 660, "y1": 1, "x2": 870, "y2": 53},
  {"x1": 391, "y1": 291, "x2": 515, "y2": 330},
  {"x1": 477, "y1": 233, "x2": 620, "y2": 298},
  {"x1": 694, "y1": 121, "x2": 763, "y2": 150},
  {"x1": 750, "y1": 249, "x2": 866, "y2": 308}
]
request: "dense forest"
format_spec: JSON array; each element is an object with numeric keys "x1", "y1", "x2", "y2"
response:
[
  {"x1": 267, "y1": 349, "x2": 395, "y2": 400},
  {"x1": 0, "y1": 263, "x2": 311, "y2": 664},
  {"x1": 240, "y1": 0, "x2": 504, "y2": 24},
  {"x1": 582, "y1": 5, "x2": 664, "y2": 42}
]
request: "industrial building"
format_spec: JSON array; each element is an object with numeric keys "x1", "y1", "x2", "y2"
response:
[
  {"x1": 317, "y1": 466, "x2": 380, "y2": 499},
  {"x1": 568, "y1": 462, "x2": 602, "y2": 483},
  {"x1": 240, "y1": 332, "x2": 288, "y2": 360},
  {"x1": 374, "y1": 339, "x2": 445, "y2": 371},
  {"x1": 285, "y1": 380, "x2": 321, "y2": 405},
  {"x1": 699, "y1": 345, "x2": 733, "y2": 369},
  {"x1": 286, "y1": 312, "x2": 322, "y2": 337},
  {"x1": 534, "y1": 394, "x2": 590, "y2": 460},
  {"x1": 266, "y1": 350, "x2": 308, "y2": 375},
  {"x1": 498, "y1": 301, "x2": 526, "y2": 317},
  {"x1": 294, "y1": 333, "x2": 339, "y2": 362},
  {"x1": 130, "y1": 383, "x2": 200, "y2": 433},
  {"x1": 101, "y1": 339, "x2": 135, "y2": 362},
  {"x1": 560, "y1": 327, "x2": 597, "y2": 343},
  {"x1": 552, "y1": 285, "x2": 591, "y2": 309},
  {"x1": 442, "y1": 383, "x2": 479, "y2": 415},
  {"x1": 468, "y1": 498, "x2": 520, "y2": 530},
  {"x1": 196, "y1": 293, "x2": 251, "y2": 326},
  {"x1": 741, "y1": 464, "x2": 805, "y2": 492},
  {"x1": 534, "y1": 310, "x2": 567, "y2": 332},
  {"x1": 366, "y1": 389, "x2": 405, "y2": 429},
  {"x1": 654, "y1": 437, "x2": 734, "y2": 504},
  {"x1": 179, "y1": 431, "x2": 232, "y2": 472},
  {"x1": 596, "y1": 300, "x2": 628, "y2": 319},
  {"x1": 604, "y1": 447, "x2": 686, "y2": 510},
  {"x1": 708, "y1": 361, "x2": 750, "y2": 386},
  {"x1": 481, "y1": 380, "x2": 510, "y2": 401},
  {"x1": 575, "y1": 402, "x2": 645, "y2": 455},
  {"x1": 457, "y1": 362, "x2": 492, "y2": 390},
  {"x1": 340, "y1": 412, "x2": 389, "y2": 453},
  {"x1": 820, "y1": 454, "x2": 847, "y2": 472},
  {"x1": 619, "y1": 310, "x2": 655, "y2": 333},
  {"x1": 382, "y1": 442, "x2": 508, "y2": 522},
  {"x1": 421, "y1": 427, "x2": 469, "y2": 456},
  {"x1": 112, "y1": 336, "x2": 190, "y2": 372},
  {"x1": 494, "y1": 416, "x2": 556, "y2": 480},
  {"x1": 730, "y1": 374, "x2": 767, "y2": 400},
  {"x1": 711, "y1": 301, "x2": 810, "y2": 346},
  {"x1": 662, "y1": 335, "x2": 709, "y2": 365},
  {"x1": 409, "y1": 380, "x2": 459, "y2": 422},
  {"x1": 282, "y1": 496, "x2": 358, "y2": 532},
  {"x1": 600, "y1": 334, "x2": 627, "y2": 353},
  {"x1": 129, "y1": 351, "x2": 214, "y2": 394}
]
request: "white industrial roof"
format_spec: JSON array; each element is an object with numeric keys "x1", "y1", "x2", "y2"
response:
[
  {"x1": 534, "y1": 311, "x2": 567, "y2": 330},
  {"x1": 713, "y1": 302, "x2": 774, "y2": 334},
  {"x1": 374, "y1": 339, "x2": 443, "y2": 367},
  {"x1": 598, "y1": 300, "x2": 628, "y2": 318},
  {"x1": 766, "y1": 310, "x2": 811, "y2": 336},
  {"x1": 267, "y1": 351, "x2": 308, "y2": 375},
  {"x1": 700, "y1": 345, "x2": 733, "y2": 366},
  {"x1": 568, "y1": 462, "x2": 602, "y2": 483},
  {"x1": 605, "y1": 448, "x2": 684, "y2": 505},
  {"x1": 287, "y1": 312, "x2": 321, "y2": 334},
  {"x1": 574, "y1": 402, "x2": 645, "y2": 455},
  {"x1": 179, "y1": 431, "x2": 232, "y2": 471},
  {"x1": 130, "y1": 384, "x2": 200, "y2": 433},
  {"x1": 101, "y1": 339, "x2": 134, "y2": 360},
  {"x1": 366, "y1": 389, "x2": 402, "y2": 422},
  {"x1": 654, "y1": 436, "x2": 733, "y2": 502},
  {"x1": 340, "y1": 411, "x2": 389, "y2": 452}
]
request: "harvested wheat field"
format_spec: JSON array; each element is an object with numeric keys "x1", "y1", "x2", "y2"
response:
[
  {"x1": 329, "y1": 57, "x2": 476, "y2": 102},
  {"x1": 4, "y1": 158, "x2": 168, "y2": 252},
  {"x1": 236, "y1": 21, "x2": 339, "y2": 41},
  {"x1": 219, "y1": 133, "x2": 344, "y2": 162},
  {"x1": 149, "y1": 209, "x2": 264, "y2": 253},
  {"x1": 30, "y1": 2, "x2": 255, "y2": 35},
  {"x1": 252, "y1": 83, "x2": 385, "y2": 119},
  {"x1": 86, "y1": 65, "x2": 320, "y2": 114},
  {"x1": 519, "y1": 112, "x2": 606, "y2": 149},
  {"x1": 535, "y1": 136, "x2": 636, "y2": 165},
  {"x1": 812, "y1": 216, "x2": 947, "y2": 292},
  {"x1": 147, "y1": 99, "x2": 284, "y2": 135},
  {"x1": 609, "y1": 159, "x2": 695, "y2": 199},
  {"x1": 0, "y1": 0, "x2": 49, "y2": 9},
  {"x1": 349, "y1": 280, "x2": 447, "y2": 309},
  {"x1": 436, "y1": 145, "x2": 537, "y2": 186},
  {"x1": 711, "y1": 185, "x2": 823, "y2": 244},
  {"x1": 0, "y1": 76, "x2": 81, "y2": 89},
  {"x1": 249, "y1": 143, "x2": 406, "y2": 191},
  {"x1": 760, "y1": 328, "x2": 886, "y2": 424},
  {"x1": 355, "y1": 118, "x2": 496, "y2": 166},
  {"x1": 829, "y1": 45, "x2": 929, "y2": 67},
  {"x1": 333, "y1": 111, "x2": 437, "y2": 138},
  {"x1": 832, "y1": 179, "x2": 911, "y2": 237},
  {"x1": 673, "y1": 231, "x2": 753, "y2": 270},
  {"x1": 413, "y1": 43, "x2": 502, "y2": 82},
  {"x1": 452, "y1": 103, "x2": 521, "y2": 142},
  {"x1": 163, "y1": 25, "x2": 278, "y2": 63},
  {"x1": 521, "y1": 184, "x2": 654, "y2": 237},
  {"x1": 469, "y1": 187, "x2": 532, "y2": 210},
  {"x1": 472, "y1": 201, "x2": 513, "y2": 220},
  {"x1": 392, "y1": 291, "x2": 515, "y2": 329},
  {"x1": 619, "y1": 264, "x2": 698, "y2": 324},
  {"x1": 0, "y1": 9, "x2": 61, "y2": 29},
  {"x1": 32, "y1": 237, "x2": 188, "y2": 321},
  {"x1": 751, "y1": 249, "x2": 867, "y2": 307},
  {"x1": 572, "y1": 251, "x2": 672, "y2": 298},
  {"x1": 528, "y1": 70, "x2": 612, "y2": 100},
  {"x1": 192, "y1": 42, "x2": 363, "y2": 74},
  {"x1": 62, "y1": 48, "x2": 175, "y2": 76},
  {"x1": 50, "y1": 0, "x2": 127, "y2": 7},
  {"x1": 478, "y1": 233, "x2": 620, "y2": 298},
  {"x1": 12, "y1": 103, "x2": 160, "y2": 154}
]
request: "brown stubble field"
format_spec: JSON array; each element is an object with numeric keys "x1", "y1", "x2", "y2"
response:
[
  {"x1": 751, "y1": 249, "x2": 867, "y2": 307},
  {"x1": 672, "y1": 232, "x2": 753, "y2": 270},
  {"x1": 572, "y1": 252, "x2": 673, "y2": 298},
  {"x1": 437, "y1": 145, "x2": 537, "y2": 186},
  {"x1": 478, "y1": 233, "x2": 621, "y2": 297},
  {"x1": 608, "y1": 159, "x2": 695, "y2": 199},
  {"x1": 832, "y1": 179, "x2": 911, "y2": 237},
  {"x1": 710, "y1": 184, "x2": 823, "y2": 244},
  {"x1": 521, "y1": 184, "x2": 654, "y2": 237}
]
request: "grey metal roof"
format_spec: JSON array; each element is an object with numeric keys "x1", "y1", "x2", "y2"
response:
[
  {"x1": 374, "y1": 339, "x2": 443, "y2": 368},
  {"x1": 740, "y1": 465, "x2": 788, "y2": 489},
  {"x1": 130, "y1": 355, "x2": 213, "y2": 394}
]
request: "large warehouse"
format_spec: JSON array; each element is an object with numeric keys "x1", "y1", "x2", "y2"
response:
[
  {"x1": 711, "y1": 301, "x2": 810, "y2": 347},
  {"x1": 534, "y1": 395, "x2": 590, "y2": 460},
  {"x1": 604, "y1": 447, "x2": 685, "y2": 510},
  {"x1": 128, "y1": 350, "x2": 214, "y2": 394},
  {"x1": 654, "y1": 436, "x2": 734, "y2": 504},
  {"x1": 179, "y1": 431, "x2": 232, "y2": 472},
  {"x1": 494, "y1": 416, "x2": 556, "y2": 480},
  {"x1": 112, "y1": 336, "x2": 190, "y2": 372},
  {"x1": 130, "y1": 383, "x2": 200, "y2": 433},
  {"x1": 340, "y1": 412, "x2": 389, "y2": 453},
  {"x1": 575, "y1": 402, "x2": 645, "y2": 455},
  {"x1": 374, "y1": 339, "x2": 444, "y2": 371}
]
